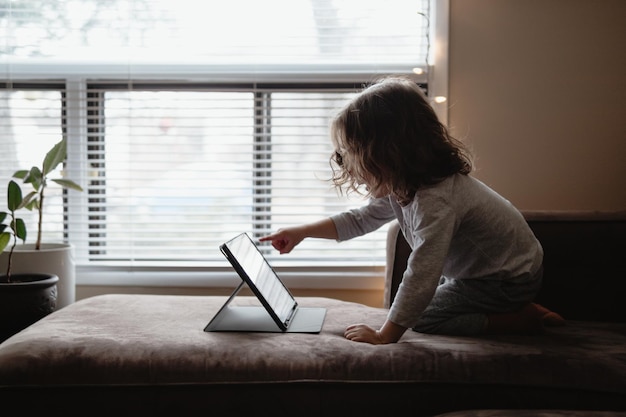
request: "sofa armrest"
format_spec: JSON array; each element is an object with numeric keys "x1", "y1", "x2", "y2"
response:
[{"x1": 384, "y1": 220, "x2": 410, "y2": 309}]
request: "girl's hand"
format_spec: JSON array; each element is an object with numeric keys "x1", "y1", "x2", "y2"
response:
[
  {"x1": 344, "y1": 319, "x2": 407, "y2": 344},
  {"x1": 259, "y1": 228, "x2": 305, "y2": 254},
  {"x1": 259, "y1": 218, "x2": 337, "y2": 254},
  {"x1": 344, "y1": 324, "x2": 386, "y2": 344}
]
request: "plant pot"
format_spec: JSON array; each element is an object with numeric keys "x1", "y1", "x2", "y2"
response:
[
  {"x1": 0, "y1": 243, "x2": 75, "y2": 310},
  {"x1": 0, "y1": 273, "x2": 58, "y2": 342}
]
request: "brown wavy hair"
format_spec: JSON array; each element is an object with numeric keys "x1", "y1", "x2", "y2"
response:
[{"x1": 330, "y1": 76, "x2": 472, "y2": 204}]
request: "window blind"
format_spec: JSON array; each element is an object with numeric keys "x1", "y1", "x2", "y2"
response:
[
  {"x1": 1, "y1": 0, "x2": 430, "y2": 79},
  {"x1": 1, "y1": 0, "x2": 433, "y2": 273},
  {"x1": 0, "y1": 84, "x2": 68, "y2": 246},
  {"x1": 75, "y1": 81, "x2": 389, "y2": 264}
]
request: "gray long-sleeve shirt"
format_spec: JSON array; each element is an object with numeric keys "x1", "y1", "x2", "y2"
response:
[{"x1": 330, "y1": 174, "x2": 543, "y2": 329}]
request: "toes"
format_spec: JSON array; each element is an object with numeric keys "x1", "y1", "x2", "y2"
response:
[
  {"x1": 542, "y1": 312, "x2": 566, "y2": 327},
  {"x1": 532, "y1": 303, "x2": 566, "y2": 326}
]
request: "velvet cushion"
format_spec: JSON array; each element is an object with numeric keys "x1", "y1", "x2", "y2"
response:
[{"x1": 0, "y1": 293, "x2": 625, "y2": 396}]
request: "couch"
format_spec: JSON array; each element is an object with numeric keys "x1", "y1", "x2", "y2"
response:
[{"x1": 0, "y1": 211, "x2": 624, "y2": 417}]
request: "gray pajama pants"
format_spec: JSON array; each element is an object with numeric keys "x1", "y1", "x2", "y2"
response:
[{"x1": 412, "y1": 267, "x2": 543, "y2": 336}]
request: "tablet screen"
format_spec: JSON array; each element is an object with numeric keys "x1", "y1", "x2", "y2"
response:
[{"x1": 222, "y1": 233, "x2": 296, "y2": 324}]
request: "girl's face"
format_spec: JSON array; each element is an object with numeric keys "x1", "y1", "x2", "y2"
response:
[
  {"x1": 333, "y1": 147, "x2": 391, "y2": 199},
  {"x1": 337, "y1": 152, "x2": 390, "y2": 198}
]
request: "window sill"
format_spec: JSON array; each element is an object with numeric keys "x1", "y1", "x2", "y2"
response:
[{"x1": 76, "y1": 264, "x2": 386, "y2": 290}]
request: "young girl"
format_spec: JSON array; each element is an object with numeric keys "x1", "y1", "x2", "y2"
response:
[{"x1": 260, "y1": 76, "x2": 563, "y2": 344}]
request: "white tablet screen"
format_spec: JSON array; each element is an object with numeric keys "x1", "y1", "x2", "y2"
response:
[{"x1": 223, "y1": 233, "x2": 296, "y2": 324}]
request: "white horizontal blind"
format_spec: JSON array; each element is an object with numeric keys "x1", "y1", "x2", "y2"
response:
[
  {"x1": 1, "y1": 0, "x2": 432, "y2": 270},
  {"x1": 76, "y1": 82, "x2": 385, "y2": 264},
  {"x1": 0, "y1": 85, "x2": 68, "y2": 249}
]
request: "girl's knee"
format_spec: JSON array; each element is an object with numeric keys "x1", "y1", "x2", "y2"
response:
[{"x1": 413, "y1": 313, "x2": 487, "y2": 336}]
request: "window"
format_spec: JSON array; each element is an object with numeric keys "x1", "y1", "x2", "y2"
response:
[{"x1": 0, "y1": 0, "x2": 445, "y2": 288}]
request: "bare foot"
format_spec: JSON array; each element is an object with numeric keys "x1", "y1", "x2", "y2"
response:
[
  {"x1": 532, "y1": 303, "x2": 566, "y2": 327},
  {"x1": 486, "y1": 303, "x2": 565, "y2": 335}
]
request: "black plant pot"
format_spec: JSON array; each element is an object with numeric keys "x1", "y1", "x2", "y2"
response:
[{"x1": 0, "y1": 273, "x2": 59, "y2": 342}]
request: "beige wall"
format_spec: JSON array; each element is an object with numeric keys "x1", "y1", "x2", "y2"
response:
[
  {"x1": 77, "y1": 1, "x2": 626, "y2": 306},
  {"x1": 448, "y1": 0, "x2": 626, "y2": 211}
]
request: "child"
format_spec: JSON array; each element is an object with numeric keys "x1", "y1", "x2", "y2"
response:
[{"x1": 260, "y1": 76, "x2": 564, "y2": 344}]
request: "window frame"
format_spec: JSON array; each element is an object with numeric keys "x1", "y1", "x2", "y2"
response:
[
  {"x1": 2, "y1": 0, "x2": 449, "y2": 291},
  {"x1": 68, "y1": 80, "x2": 396, "y2": 289}
]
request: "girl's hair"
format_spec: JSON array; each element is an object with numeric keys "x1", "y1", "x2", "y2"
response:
[{"x1": 330, "y1": 76, "x2": 472, "y2": 204}]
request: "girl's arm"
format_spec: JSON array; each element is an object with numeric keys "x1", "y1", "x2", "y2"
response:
[
  {"x1": 259, "y1": 218, "x2": 337, "y2": 254},
  {"x1": 344, "y1": 319, "x2": 407, "y2": 344},
  {"x1": 261, "y1": 197, "x2": 394, "y2": 254}
]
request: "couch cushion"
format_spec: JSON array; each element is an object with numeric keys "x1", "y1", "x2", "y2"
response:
[{"x1": 0, "y1": 293, "x2": 624, "y2": 397}]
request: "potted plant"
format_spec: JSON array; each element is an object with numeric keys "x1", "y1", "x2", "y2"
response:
[
  {"x1": 0, "y1": 138, "x2": 83, "y2": 341},
  {"x1": 0, "y1": 180, "x2": 59, "y2": 341}
]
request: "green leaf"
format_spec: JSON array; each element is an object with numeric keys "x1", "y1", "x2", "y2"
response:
[
  {"x1": 43, "y1": 138, "x2": 67, "y2": 176},
  {"x1": 0, "y1": 232, "x2": 11, "y2": 253},
  {"x1": 14, "y1": 218, "x2": 27, "y2": 242},
  {"x1": 0, "y1": 224, "x2": 7, "y2": 233},
  {"x1": 12, "y1": 170, "x2": 29, "y2": 180},
  {"x1": 19, "y1": 191, "x2": 39, "y2": 211},
  {"x1": 51, "y1": 179, "x2": 83, "y2": 192},
  {"x1": 7, "y1": 181, "x2": 23, "y2": 211},
  {"x1": 0, "y1": 212, "x2": 7, "y2": 223},
  {"x1": 24, "y1": 199, "x2": 39, "y2": 211},
  {"x1": 24, "y1": 166, "x2": 43, "y2": 190}
]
